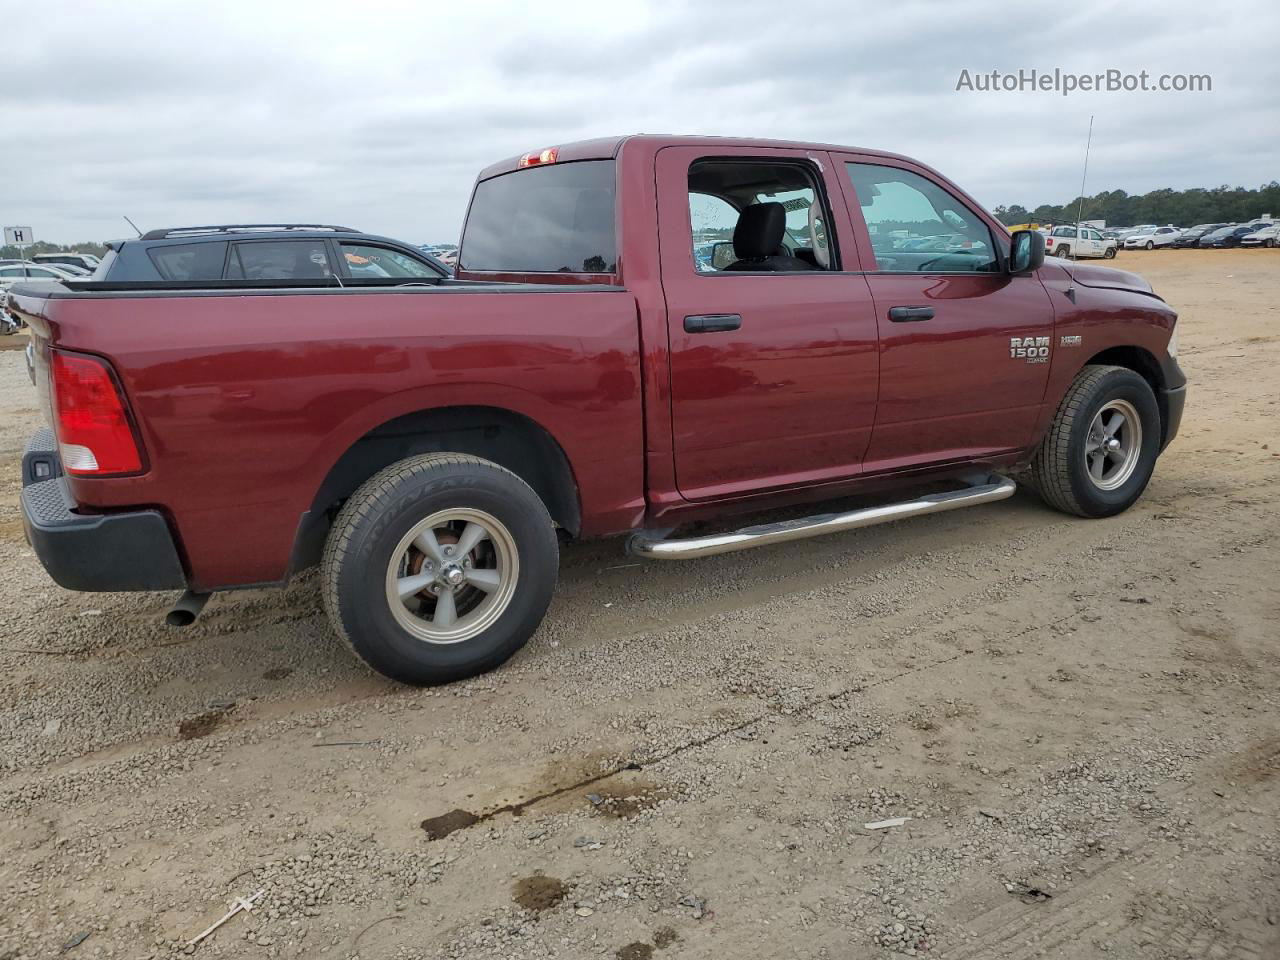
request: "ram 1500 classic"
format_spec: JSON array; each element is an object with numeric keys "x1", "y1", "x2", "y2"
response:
[{"x1": 10, "y1": 135, "x2": 1186, "y2": 685}]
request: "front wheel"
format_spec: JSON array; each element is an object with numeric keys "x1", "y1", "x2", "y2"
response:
[
  {"x1": 1029, "y1": 365, "x2": 1162, "y2": 518},
  {"x1": 1145, "y1": 240, "x2": 1155, "y2": 250},
  {"x1": 322, "y1": 454, "x2": 559, "y2": 685},
  {"x1": 1103, "y1": 246, "x2": 1117, "y2": 259}
]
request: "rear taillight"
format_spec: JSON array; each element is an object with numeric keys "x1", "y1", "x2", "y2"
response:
[{"x1": 50, "y1": 350, "x2": 143, "y2": 475}]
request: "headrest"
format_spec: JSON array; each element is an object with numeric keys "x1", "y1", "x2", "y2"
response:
[{"x1": 733, "y1": 202, "x2": 786, "y2": 260}]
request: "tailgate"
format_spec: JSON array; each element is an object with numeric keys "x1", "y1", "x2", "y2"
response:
[{"x1": 5, "y1": 282, "x2": 64, "y2": 423}]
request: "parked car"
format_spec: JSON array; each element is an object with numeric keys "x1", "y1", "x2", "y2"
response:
[
  {"x1": 32, "y1": 252, "x2": 101, "y2": 273},
  {"x1": 1172, "y1": 224, "x2": 1228, "y2": 248},
  {"x1": 1, "y1": 263, "x2": 83, "y2": 331},
  {"x1": 90, "y1": 224, "x2": 447, "y2": 283},
  {"x1": 1198, "y1": 224, "x2": 1257, "y2": 248},
  {"x1": 1239, "y1": 223, "x2": 1280, "y2": 248},
  {"x1": 0, "y1": 262, "x2": 83, "y2": 290},
  {"x1": 45, "y1": 262, "x2": 93, "y2": 277},
  {"x1": 1114, "y1": 225, "x2": 1156, "y2": 242},
  {"x1": 1044, "y1": 225, "x2": 1118, "y2": 259},
  {"x1": 10, "y1": 134, "x2": 1185, "y2": 686},
  {"x1": 1123, "y1": 226, "x2": 1181, "y2": 250},
  {"x1": 420, "y1": 243, "x2": 458, "y2": 261}
]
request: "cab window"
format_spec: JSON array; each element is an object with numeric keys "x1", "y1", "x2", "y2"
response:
[
  {"x1": 845, "y1": 163, "x2": 999, "y2": 273},
  {"x1": 460, "y1": 160, "x2": 616, "y2": 274},
  {"x1": 687, "y1": 159, "x2": 835, "y2": 273}
]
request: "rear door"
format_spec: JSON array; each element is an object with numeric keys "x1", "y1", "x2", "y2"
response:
[
  {"x1": 835, "y1": 156, "x2": 1054, "y2": 471},
  {"x1": 656, "y1": 145, "x2": 879, "y2": 501}
]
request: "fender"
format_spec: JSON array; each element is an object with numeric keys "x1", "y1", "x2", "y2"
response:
[{"x1": 1033, "y1": 261, "x2": 1179, "y2": 448}]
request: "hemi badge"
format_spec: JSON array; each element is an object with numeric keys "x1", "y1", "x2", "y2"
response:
[{"x1": 1060, "y1": 335, "x2": 1083, "y2": 347}]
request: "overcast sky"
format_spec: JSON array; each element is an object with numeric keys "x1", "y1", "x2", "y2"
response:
[{"x1": 3, "y1": 0, "x2": 1276, "y2": 244}]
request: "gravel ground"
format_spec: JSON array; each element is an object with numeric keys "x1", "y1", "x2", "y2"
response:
[{"x1": 1, "y1": 248, "x2": 1278, "y2": 959}]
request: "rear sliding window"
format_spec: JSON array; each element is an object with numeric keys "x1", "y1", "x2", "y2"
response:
[
  {"x1": 147, "y1": 242, "x2": 228, "y2": 281},
  {"x1": 460, "y1": 160, "x2": 616, "y2": 273}
]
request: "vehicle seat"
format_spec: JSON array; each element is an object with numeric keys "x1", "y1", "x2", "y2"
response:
[{"x1": 723, "y1": 202, "x2": 815, "y2": 272}]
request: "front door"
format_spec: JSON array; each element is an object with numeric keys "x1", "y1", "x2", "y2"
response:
[
  {"x1": 657, "y1": 146, "x2": 879, "y2": 501},
  {"x1": 837, "y1": 157, "x2": 1055, "y2": 472}
]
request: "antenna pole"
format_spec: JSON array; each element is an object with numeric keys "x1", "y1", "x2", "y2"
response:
[
  {"x1": 123, "y1": 215, "x2": 143, "y2": 238},
  {"x1": 1075, "y1": 115, "x2": 1094, "y2": 240}
]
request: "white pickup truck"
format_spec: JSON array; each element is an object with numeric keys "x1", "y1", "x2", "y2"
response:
[{"x1": 1043, "y1": 225, "x2": 1118, "y2": 259}]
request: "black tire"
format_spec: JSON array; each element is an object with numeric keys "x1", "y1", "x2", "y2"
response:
[
  {"x1": 1145, "y1": 240, "x2": 1154, "y2": 250},
  {"x1": 1103, "y1": 246, "x2": 1117, "y2": 259},
  {"x1": 321, "y1": 454, "x2": 559, "y2": 685},
  {"x1": 1029, "y1": 365, "x2": 1162, "y2": 518}
]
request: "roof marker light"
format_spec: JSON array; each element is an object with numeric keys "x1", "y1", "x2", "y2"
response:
[{"x1": 518, "y1": 147, "x2": 559, "y2": 168}]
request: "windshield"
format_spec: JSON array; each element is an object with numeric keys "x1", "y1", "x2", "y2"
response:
[{"x1": 460, "y1": 160, "x2": 616, "y2": 274}]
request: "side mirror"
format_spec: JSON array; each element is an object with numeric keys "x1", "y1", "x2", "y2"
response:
[
  {"x1": 711, "y1": 241, "x2": 737, "y2": 271},
  {"x1": 1008, "y1": 229, "x2": 1045, "y2": 274}
]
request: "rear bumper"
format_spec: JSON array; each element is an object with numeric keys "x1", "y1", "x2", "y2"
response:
[{"x1": 20, "y1": 429, "x2": 187, "y2": 592}]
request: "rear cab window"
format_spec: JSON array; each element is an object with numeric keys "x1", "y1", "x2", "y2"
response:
[{"x1": 459, "y1": 160, "x2": 616, "y2": 275}]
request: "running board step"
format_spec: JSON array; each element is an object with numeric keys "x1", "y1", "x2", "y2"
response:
[{"x1": 628, "y1": 475, "x2": 1017, "y2": 560}]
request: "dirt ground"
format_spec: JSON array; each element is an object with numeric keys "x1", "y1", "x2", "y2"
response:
[{"x1": 1, "y1": 248, "x2": 1278, "y2": 960}]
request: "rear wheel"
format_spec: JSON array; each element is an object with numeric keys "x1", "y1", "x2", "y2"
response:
[
  {"x1": 1029, "y1": 365, "x2": 1161, "y2": 518},
  {"x1": 322, "y1": 454, "x2": 559, "y2": 685},
  {"x1": 1055, "y1": 245, "x2": 1071, "y2": 258}
]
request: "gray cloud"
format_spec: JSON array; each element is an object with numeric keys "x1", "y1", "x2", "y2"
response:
[{"x1": 1, "y1": 0, "x2": 1275, "y2": 244}]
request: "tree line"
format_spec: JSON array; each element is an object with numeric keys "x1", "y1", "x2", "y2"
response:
[
  {"x1": 6, "y1": 182, "x2": 1278, "y2": 257},
  {"x1": 993, "y1": 181, "x2": 1280, "y2": 228},
  {"x1": 1, "y1": 240, "x2": 109, "y2": 261}
]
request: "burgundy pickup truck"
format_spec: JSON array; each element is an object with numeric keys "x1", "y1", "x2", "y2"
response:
[{"x1": 11, "y1": 135, "x2": 1185, "y2": 685}]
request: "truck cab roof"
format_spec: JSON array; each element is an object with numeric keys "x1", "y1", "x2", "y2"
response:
[{"x1": 477, "y1": 134, "x2": 913, "y2": 180}]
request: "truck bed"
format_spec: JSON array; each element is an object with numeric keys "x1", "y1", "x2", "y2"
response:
[{"x1": 10, "y1": 279, "x2": 646, "y2": 590}]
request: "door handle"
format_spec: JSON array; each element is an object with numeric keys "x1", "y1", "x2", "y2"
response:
[
  {"x1": 888, "y1": 306, "x2": 934, "y2": 322},
  {"x1": 684, "y1": 313, "x2": 742, "y2": 333}
]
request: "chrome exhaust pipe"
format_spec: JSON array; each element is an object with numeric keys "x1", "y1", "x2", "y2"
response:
[
  {"x1": 166, "y1": 590, "x2": 211, "y2": 627},
  {"x1": 628, "y1": 475, "x2": 1017, "y2": 560}
]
